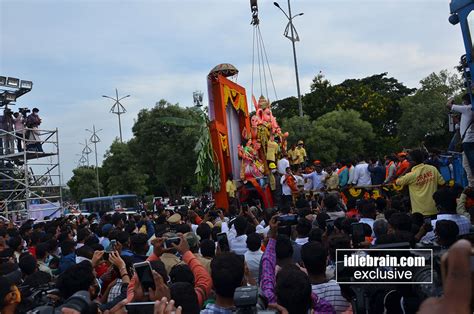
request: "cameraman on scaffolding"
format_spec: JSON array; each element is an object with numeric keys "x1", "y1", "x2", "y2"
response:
[{"x1": 25, "y1": 107, "x2": 43, "y2": 152}]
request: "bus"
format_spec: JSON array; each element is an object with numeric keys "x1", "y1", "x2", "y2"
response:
[{"x1": 79, "y1": 194, "x2": 138, "y2": 216}]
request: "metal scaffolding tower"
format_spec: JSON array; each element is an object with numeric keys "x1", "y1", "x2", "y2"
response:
[{"x1": 0, "y1": 128, "x2": 63, "y2": 221}]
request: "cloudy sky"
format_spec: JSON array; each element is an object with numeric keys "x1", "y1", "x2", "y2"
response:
[{"x1": 0, "y1": 0, "x2": 464, "y2": 183}]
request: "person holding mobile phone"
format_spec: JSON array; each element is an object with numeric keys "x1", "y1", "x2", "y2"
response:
[
  {"x1": 126, "y1": 235, "x2": 212, "y2": 309},
  {"x1": 220, "y1": 216, "x2": 249, "y2": 255}
]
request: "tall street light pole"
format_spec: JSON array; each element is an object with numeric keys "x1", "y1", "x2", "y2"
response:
[
  {"x1": 86, "y1": 125, "x2": 102, "y2": 197},
  {"x1": 103, "y1": 89, "x2": 130, "y2": 143},
  {"x1": 274, "y1": 1, "x2": 304, "y2": 117},
  {"x1": 80, "y1": 139, "x2": 92, "y2": 166}
]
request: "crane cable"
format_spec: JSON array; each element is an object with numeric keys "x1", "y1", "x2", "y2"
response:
[{"x1": 250, "y1": 0, "x2": 278, "y2": 111}]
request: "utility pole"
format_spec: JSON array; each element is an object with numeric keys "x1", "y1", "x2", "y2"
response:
[
  {"x1": 103, "y1": 89, "x2": 130, "y2": 143},
  {"x1": 86, "y1": 125, "x2": 102, "y2": 197},
  {"x1": 274, "y1": 1, "x2": 304, "y2": 117}
]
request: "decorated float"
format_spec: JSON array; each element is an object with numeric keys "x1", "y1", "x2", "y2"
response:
[
  {"x1": 205, "y1": 64, "x2": 288, "y2": 210},
  {"x1": 193, "y1": 1, "x2": 290, "y2": 210}
]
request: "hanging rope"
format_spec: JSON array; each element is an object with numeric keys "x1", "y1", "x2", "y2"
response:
[
  {"x1": 251, "y1": 26, "x2": 256, "y2": 108},
  {"x1": 257, "y1": 26, "x2": 279, "y2": 102},
  {"x1": 256, "y1": 25, "x2": 263, "y2": 98},
  {"x1": 257, "y1": 25, "x2": 269, "y2": 101},
  {"x1": 250, "y1": 0, "x2": 279, "y2": 106}
]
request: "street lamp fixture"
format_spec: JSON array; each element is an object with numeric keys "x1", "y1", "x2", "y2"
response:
[
  {"x1": 4, "y1": 92, "x2": 16, "y2": 102},
  {"x1": 6, "y1": 77, "x2": 19, "y2": 88},
  {"x1": 86, "y1": 125, "x2": 102, "y2": 197},
  {"x1": 102, "y1": 89, "x2": 130, "y2": 143},
  {"x1": 193, "y1": 91, "x2": 204, "y2": 107},
  {"x1": 274, "y1": 0, "x2": 304, "y2": 117},
  {"x1": 20, "y1": 80, "x2": 33, "y2": 90}
]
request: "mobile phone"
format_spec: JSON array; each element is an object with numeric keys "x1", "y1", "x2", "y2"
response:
[
  {"x1": 105, "y1": 239, "x2": 117, "y2": 253},
  {"x1": 423, "y1": 217, "x2": 433, "y2": 232},
  {"x1": 277, "y1": 214, "x2": 298, "y2": 225},
  {"x1": 133, "y1": 262, "x2": 155, "y2": 291},
  {"x1": 351, "y1": 223, "x2": 365, "y2": 245},
  {"x1": 164, "y1": 237, "x2": 180, "y2": 249},
  {"x1": 125, "y1": 302, "x2": 155, "y2": 314},
  {"x1": 217, "y1": 232, "x2": 230, "y2": 252}
]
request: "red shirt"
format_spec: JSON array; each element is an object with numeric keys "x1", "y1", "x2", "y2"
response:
[
  {"x1": 346, "y1": 209, "x2": 360, "y2": 219},
  {"x1": 28, "y1": 246, "x2": 36, "y2": 258}
]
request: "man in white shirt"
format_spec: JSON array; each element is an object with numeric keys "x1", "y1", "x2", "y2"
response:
[
  {"x1": 221, "y1": 216, "x2": 248, "y2": 255},
  {"x1": 351, "y1": 159, "x2": 372, "y2": 187},
  {"x1": 447, "y1": 94, "x2": 474, "y2": 186},
  {"x1": 295, "y1": 219, "x2": 311, "y2": 246},
  {"x1": 244, "y1": 233, "x2": 263, "y2": 281},
  {"x1": 280, "y1": 167, "x2": 297, "y2": 209},
  {"x1": 277, "y1": 153, "x2": 290, "y2": 175}
]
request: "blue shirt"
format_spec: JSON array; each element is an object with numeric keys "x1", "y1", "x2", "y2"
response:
[
  {"x1": 303, "y1": 171, "x2": 326, "y2": 190},
  {"x1": 339, "y1": 168, "x2": 349, "y2": 187},
  {"x1": 368, "y1": 164, "x2": 385, "y2": 185},
  {"x1": 59, "y1": 253, "x2": 76, "y2": 274}
]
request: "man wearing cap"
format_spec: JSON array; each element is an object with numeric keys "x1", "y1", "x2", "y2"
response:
[
  {"x1": 294, "y1": 140, "x2": 307, "y2": 168},
  {"x1": 268, "y1": 162, "x2": 282, "y2": 207},
  {"x1": 25, "y1": 108, "x2": 42, "y2": 152},
  {"x1": 167, "y1": 213, "x2": 182, "y2": 226}
]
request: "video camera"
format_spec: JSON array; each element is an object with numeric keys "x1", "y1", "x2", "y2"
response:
[
  {"x1": 27, "y1": 290, "x2": 93, "y2": 314},
  {"x1": 19, "y1": 107, "x2": 30, "y2": 118},
  {"x1": 233, "y1": 286, "x2": 276, "y2": 313}
]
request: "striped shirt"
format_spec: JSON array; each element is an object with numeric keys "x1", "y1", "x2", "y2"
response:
[
  {"x1": 107, "y1": 279, "x2": 123, "y2": 303},
  {"x1": 421, "y1": 214, "x2": 472, "y2": 243},
  {"x1": 312, "y1": 281, "x2": 351, "y2": 313}
]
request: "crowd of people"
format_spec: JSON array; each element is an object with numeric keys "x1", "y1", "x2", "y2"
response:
[{"x1": 0, "y1": 147, "x2": 472, "y2": 314}]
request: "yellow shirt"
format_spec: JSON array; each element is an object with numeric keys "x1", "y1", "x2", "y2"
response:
[
  {"x1": 287, "y1": 149, "x2": 297, "y2": 165},
  {"x1": 325, "y1": 173, "x2": 339, "y2": 190},
  {"x1": 266, "y1": 140, "x2": 279, "y2": 162},
  {"x1": 396, "y1": 164, "x2": 445, "y2": 216},
  {"x1": 226, "y1": 179, "x2": 237, "y2": 198},
  {"x1": 294, "y1": 147, "x2": 307, "y2": 164}
]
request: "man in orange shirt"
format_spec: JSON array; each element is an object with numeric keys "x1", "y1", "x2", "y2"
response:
[{"x1": 395, "y1": 152, "x2": 410, "y2": 178}]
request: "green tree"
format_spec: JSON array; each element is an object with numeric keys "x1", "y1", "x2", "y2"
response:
[
  {"x1": 398, "y1": 70, "x2": 462, "y2": 148},
  {"x1": 311, "y1": 110, "x2": 375, "y2": 162},
  {"x1": 129, "y1": 100, "x2": 201, "y2": 199},
  {"x1": 274, "y1": 73, "x2": 414, "y2": 138},
  {"x1": 280, "y1": 115, "x2": 312, "y2": 146},
  {"x1": 281, "y1": 110, "x2": 374, "y2": 163},
  {"x1": 100, "y1": 140, "x2": 148, "y2": 196},
  {"x1": 67, "y1": 166, "x2": 100, "y2": 201}
]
